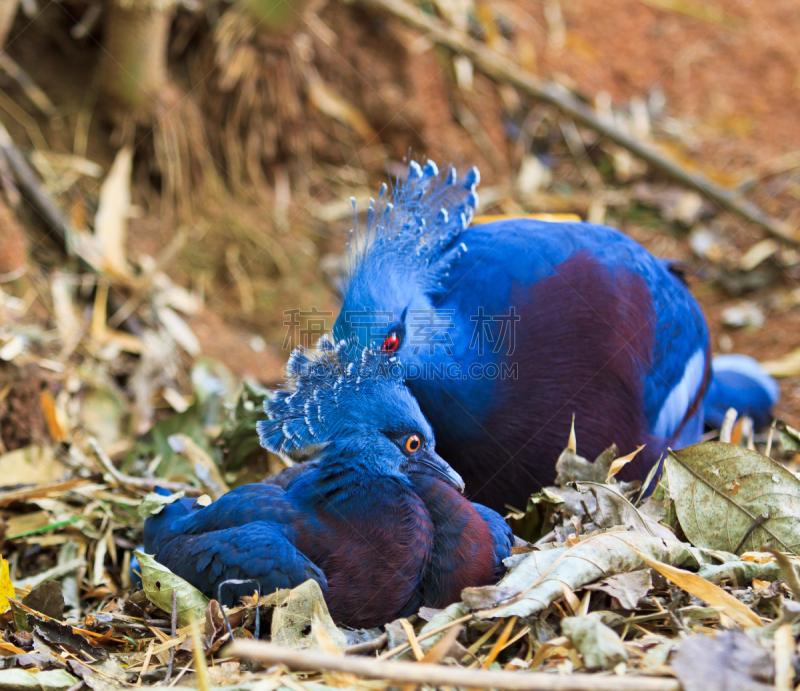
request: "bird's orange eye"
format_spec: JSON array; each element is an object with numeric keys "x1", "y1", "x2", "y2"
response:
[
  {"x1": 405, "y1": 435, "x2": 421, "y2": 453},
  {"x1": 382, "y1": 333, "x2": 400, "y2": 353}
]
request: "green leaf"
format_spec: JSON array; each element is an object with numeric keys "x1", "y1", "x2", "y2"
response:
[
  {"x1": 218, "y1": 380, "x2": 271, "y2": 470},
  {"x1": 135, "y1": 551, "x2": 209, "y2": 627},
  {"x1": 506, "y1": 488, "x2": 564, "y2": 543},
  {"x1": 665, "y1": 442, "x2": 800, "y2": 554}
]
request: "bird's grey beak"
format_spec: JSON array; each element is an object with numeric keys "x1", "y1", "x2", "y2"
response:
[{"x1": 410, "y1": 449, "x2": 465, "y2": 493}]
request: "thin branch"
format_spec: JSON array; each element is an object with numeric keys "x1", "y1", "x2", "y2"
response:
[
  {"x1": 355, "y1": 0, "x2": 798, "y2": 246},
  {"x1": 227, "y1": 640, "x2": 682, "y2": 691},
  {"x1": 163, "y1": 589, "x2": 178, "y2": 685},
  {"x1": 89, "y1": 438, "x2": 202, "y2": 495},
  {"x1": 0, "y1": 121, "x2": 77, "y2": 249},
  {"x1": 0, "y1": 53, "x2": 56, "y2": 118},
  {"x1": 345, "y1": 632, "x2": 388, "y2": 655},
  {"x1": 0, "y1": 122, "x2": 143, "y2": 335},
  {"x1": 378, "y1": 613, "x2": 473, "y2": 659}
]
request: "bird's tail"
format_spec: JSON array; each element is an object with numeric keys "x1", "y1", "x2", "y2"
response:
[{"x1": 703, "y1": 354, "x2": 779, "y2": 430}]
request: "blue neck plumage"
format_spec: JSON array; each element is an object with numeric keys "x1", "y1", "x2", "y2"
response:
[{"x1": 288, "y1": 439, "x2": 411, "y2": 506}]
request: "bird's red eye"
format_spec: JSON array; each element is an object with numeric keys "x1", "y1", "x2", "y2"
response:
[{"x1": 382, "y1": 333, "x2": 400, "y2": 353}]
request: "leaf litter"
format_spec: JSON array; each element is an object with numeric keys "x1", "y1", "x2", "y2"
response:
[
  {"x1": 0, "y1": 11, "x2": 799, "y2": 688},
  {"x1": 4, "y1": 355, "x2": 798, "y2": 691}
]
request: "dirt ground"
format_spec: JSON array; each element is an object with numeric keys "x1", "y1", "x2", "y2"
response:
[{"x1": 2, "y1": 0, "x2": 799, "y2": 426}]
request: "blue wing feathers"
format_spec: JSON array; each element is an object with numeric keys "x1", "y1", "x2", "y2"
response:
[
  {"x1": 156, "y1": 523, "x2": 327, "y2": 604},
  {"x1": 143, "y1": 485, "x2": 326, "y2": 606}
]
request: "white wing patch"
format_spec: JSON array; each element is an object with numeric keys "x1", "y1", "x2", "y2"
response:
[{"x1": 653, "y1": 348, "x2": 706, "y2": 439}]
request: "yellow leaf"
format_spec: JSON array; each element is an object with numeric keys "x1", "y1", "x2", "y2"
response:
[
  {"x1": 95, "y1": 147, "x2": 132, "y2": 277},
  {"x1": 0, "y1": 557, "x2": 15, "y2": 613},
  {"x1": 762, "y1": 347, "x2": 800, "y2": 378},
  {"x1": 631, "y1": 547, "x2": 762, "y2": 628},
  {"x1": 606, "y1": 445, "x2": 646, "y2": 482},
  {"x1": 472, "y1": 213, "x2": 582, "y2": 225}
]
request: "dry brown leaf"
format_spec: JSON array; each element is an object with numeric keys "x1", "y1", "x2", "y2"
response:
[
  {"x1": 585, "y1": 569, "x2": 652, "y2": 609},
  {"x1": 94, "y1": 147, "x2": 132, "y2": 278},
  {"x1": 0, "y1": 447, "x2": 65, "y2": 488},
  {"x1": 665, "y1": 443, "x2": 800, "y2": 554},
  {"x1": 606, "y1": 445, "x2": 645, "y2": 481},
  {"x1": 670, "y1": 630, "x2": 773, "y2": 691},
  {"x1": 464, "y1": 531, "x2": 714, "y2": 619},
  {"x1": 631, "y1": 547, "x2": 762, "y2": 628},
  {"x1": 761, "y1": 348, "x2": 800, "y2": 378}
]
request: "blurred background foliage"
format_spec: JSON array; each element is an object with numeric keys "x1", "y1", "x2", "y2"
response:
[{"x1": 0, "y1": 0, "x2": 799, "y2": 482}]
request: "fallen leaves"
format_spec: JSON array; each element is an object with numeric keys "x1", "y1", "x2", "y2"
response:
[
  {"x1": 670, "y1": 631, "x2": 774, "y2": 691},
  {"x1": 585, "y1": 569, "x2": 652, "y2": 610},
  {"x1": 0, "y1": 556, "x2": 14, "y2": 613},
  {"x1": 463, "y1": 531, "x2": 709, "y2": 618},
  {"x1": 561, "y1": 612, "x2": 627, "y2": 669},
  {"x1": 271, "y1": 580, "x2": 347, "y2": 652},
  {"x1": 135, "y1": 551, "x2": 210, "y2": 628},
  {"x1": 0, "y1": 668, "x2": 81, "y2": 691},
  {"x1": 665, "y1": 442, "x2": 800, "y2": 554},
  {"x1": 94, "y1": 147, "x2": 133, "y2": 279},
  {"x1": 631, "y1": 549, "x2": 762, "y2": 628}
]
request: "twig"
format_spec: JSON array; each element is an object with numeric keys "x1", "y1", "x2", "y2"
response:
[
  {"x1": 0, "y1": 479, "x2": 89, "y2": 507},
  {"x1": 732, "y1": 512, "x2": 769, "y2": 555},
  {"x1": 355, "y1": 0, "x2": 798, "y2": 245},
  {"x1": 0, "y1": 121, "x2": 77, "y2": 247},
  {"x1": 400, "y1": 618, "x2": 424, "y2": 660},
  {"x1": 190, "y1": 618, "x2": 210, "y2": 691},
  {"x1": 227, "y1": 640, "x2": 682, "y2": 691},
  {"x1": 764, "y1": 549, "x2": 800, "y2": 602},
  {"x1": 0, "y1": 53, "x2": 56, "y2": 118},
  {"x1": 345, "y1": 632, "x2": 388, "y2": 655},
  {"x1": 89, "y1": 438, "x2": 202, "y2": 495},
  {"x1": 482, "y1": 616, "x2": 517, "y2": 668},
  {"x1": 765, "y1": 419, "x2": 776, "y2": 458},
  {"x1": 137, "y1": 641, "x2": 154, "y2": 687},
  {"x1": 163, "y1": 589, "x2": 178, "y2": 686},
  {"x1": 378, "y1": 613, "x2": 473, "y2": 659},
  {"x1": 719, "y1": 408, "x2": 738, "y2": 443},
  {"x1": 168, "y1": 662, "x2": 193, "y2": 688},
  {"x1": 775, "y1": 623, "x2": 794, "y2": 691}
]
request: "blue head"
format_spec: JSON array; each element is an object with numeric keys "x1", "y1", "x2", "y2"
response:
[
  {"x1": 333, "y1": 160, "x2": 481, "y2": 356},
  {"x1": 257, "y1": 337, "x2": 464, "y2": 490}
]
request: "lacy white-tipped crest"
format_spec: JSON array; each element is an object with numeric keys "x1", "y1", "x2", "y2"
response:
[
  {"x1": 344, "y1": 160, "x2": 481, "y2": 295},
  {"x1": 257, "y1": 338, "x2": 405, "y2": 455}
]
